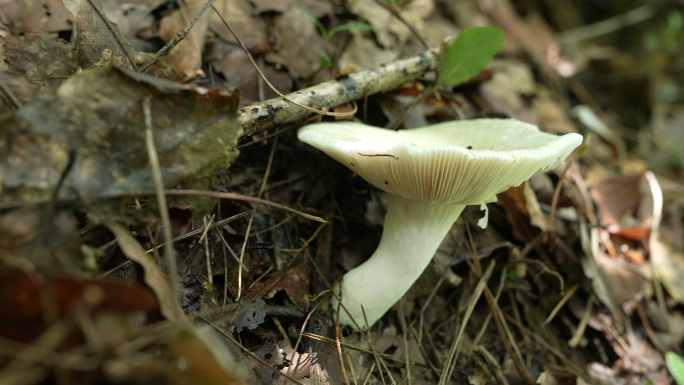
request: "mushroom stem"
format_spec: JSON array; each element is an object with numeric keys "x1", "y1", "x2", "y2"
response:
[{"x1": 333, "y1": 193, "x2": 465, "y2": 327}]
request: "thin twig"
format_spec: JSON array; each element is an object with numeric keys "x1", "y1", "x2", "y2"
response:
[
  {"x1": 141, "y1": 0, "x2": 217, "y2": 72},
  {"x1": 236, "y1": 136, "x2": 278, "y2": 300},
  {"x1": 0, "y1": 78, "x2": 22, "y2": 109},
  {"x1": 543, "y1": 283, "x2": 580, "y2": 325},
  {"x1": 440, "y1": 261, "x2": 495, "y2": 385},
  {"x1": 544, "y1": 158, "x2": 574, "y2": 236},
  {"x1": 504, "y1": 314, "x2": 590, "y2": 382},
  {"x1": 100, "y1": 189, "x2": 325, "y2": 223},
  {"x1": 211, "y1": 5, "x2": 356, "y2": 118},
  {"x1": 196, "y1": 314, "x2": 305, "y2": 385},
  {"x1": 556, "y1": 4, "x2": 654, "y2": 44},
  {"x1": 372, "y1": 0, "x2": 430, "y2": 49},
  {"x1": 385, "y1": 83, "x2": 439, "y2": 130},
  {"x1": 143, "y1": 95, "x2": 182, "y2": 319}
]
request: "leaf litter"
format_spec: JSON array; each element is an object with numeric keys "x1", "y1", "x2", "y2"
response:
[{"x1": 1, "y1": 0, "x2": 684, "y2": 384}]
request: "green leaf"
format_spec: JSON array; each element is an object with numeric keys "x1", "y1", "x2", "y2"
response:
[
  {"x1": 295, "y1": 6, "x2": 329, "y2": 41},
  {"x1": 327, "y1": 22, "x2": 376, "y2": 43},
  {"x1": 667, "y1": 352, "x2": 684, "y2": 385},
  {"x1": 319, "y1": 48, "x2": 332, "y2": 68},
  {"x1": 438, "y1": 27, "x2": 504, "y2": 86}
]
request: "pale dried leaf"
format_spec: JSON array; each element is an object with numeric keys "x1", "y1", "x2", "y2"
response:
[{"x1": 107, "y1": 222, "x2": 182, "y2": 320}]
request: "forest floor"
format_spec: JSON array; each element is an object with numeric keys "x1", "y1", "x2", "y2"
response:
[{"x1": 1, "y1": 0, "x2": 683, "y2": 384}]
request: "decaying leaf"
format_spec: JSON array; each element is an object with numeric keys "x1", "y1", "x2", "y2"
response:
[
  {"x1": 2, "y1": 33, "x2": 77, "y2": 90},
  {"x1": 158, "y1": 0, "x2": 211, "y2": 77},
  {"x1": 0, "y1": 67, "x2": 240, "y2": 207},
  {"x1": 256, "y1": 263, "x2": 311, "y2": 312},
  {"x1": 251, "y1": 342, "x2": 312, "y2": 385},
  {"x1": 63, "y1": 0, "x2": 136, "y2": 70},
  {"x1": 234, "y1": 298, "x2": 267, "y2": 332}
]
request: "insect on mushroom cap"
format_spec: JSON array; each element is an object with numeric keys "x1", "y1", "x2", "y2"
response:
[{"x1": 298, "y1": 119, "x2": 583, "y2": 206}]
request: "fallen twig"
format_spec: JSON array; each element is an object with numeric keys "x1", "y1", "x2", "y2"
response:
[{"x1": 239, "y1": 48, "x2": 440, "y2": 137}]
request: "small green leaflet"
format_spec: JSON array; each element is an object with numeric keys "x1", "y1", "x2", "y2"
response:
[
  {"x1": 667, "y1": 352, "x2": 684, "y2": 385},
  {"x1": 438, "y1": 27, "x2": 504, "y2": 86},
  {"x1": 326, "y1": 23, "x2": 375, "y2": 44},
  {"x1": 319, "y1": 48, "x2": 332, "y2": 68}
]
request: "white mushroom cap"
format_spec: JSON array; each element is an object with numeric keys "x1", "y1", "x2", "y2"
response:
[{"x1": 298, "y1": 119, "x2": 583, "y2": 206}]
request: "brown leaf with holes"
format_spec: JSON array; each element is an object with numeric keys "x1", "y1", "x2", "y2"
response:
[{"x1": 2, "y1": 0, "x2": 73, "y2": 33}]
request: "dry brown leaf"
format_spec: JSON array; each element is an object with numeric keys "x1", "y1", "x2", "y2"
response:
[
  {"x1": 532, "y1": 88, "x2": 579, "y2": 135},
  {"x1": 158, "y1": 0, "x2": 211, "y2": 77},
  {"x1": 99, "y1": 0, "x2": 159, "y2": 50},
  {"x1": 272, "y1": 5, "x2": 326, "y2": 80},
  {"x1": 338, "y1": 29, "x2": 397, "y2": 71},
  {"x1": 209, "y1": 0, "x2": 268, "y2": 50},
  {"x1": 251, "y1": 343, "x2": 311, "y2": 385},
  {"x1": 211, "y1": 48, "x2": 292, "y2": 102},
  {"x1": 479, "y1": 0, "x2": 558, "y2": 77},
  {"x1": 1, "y1": 0, "x2": 73, "y2": 34},
  {"x1": 63, "y1": 0, "x2": 136, "y2": 70},
  {"x1": 351, "y1": 0, "x2": 434, "y2": 49},
  {"x1": 591, "y1": 174, "x2": 644, "y2": 233},
  {"x1": 266, "y1": 263, "x2": 311, "y2": 312}
]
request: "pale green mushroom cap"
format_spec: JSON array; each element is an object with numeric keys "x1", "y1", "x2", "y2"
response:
[
  {"x1": 298, "y1": 119, "x2": 583, "y2": 207},
  {"x1": 299, "y1": 119, "x2": 583, "y2": 327}
]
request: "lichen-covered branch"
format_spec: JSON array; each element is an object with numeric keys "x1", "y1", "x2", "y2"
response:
[{"x1": 238, "y1": 49, "x2": 440, "y2": 137}]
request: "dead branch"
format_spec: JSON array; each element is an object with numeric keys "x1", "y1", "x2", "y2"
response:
[{"x1": 238, "y1": 48, "x2": 440, "y2": 137}]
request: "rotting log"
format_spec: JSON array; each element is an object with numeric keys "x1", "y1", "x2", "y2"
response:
[{"x1": 238, "y1": 48, "x2": 440, "y2": 137}]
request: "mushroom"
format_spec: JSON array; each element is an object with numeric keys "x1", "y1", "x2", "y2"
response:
[{"x1": 298, "y1": 119, "x2": 583, "y2": 328}]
